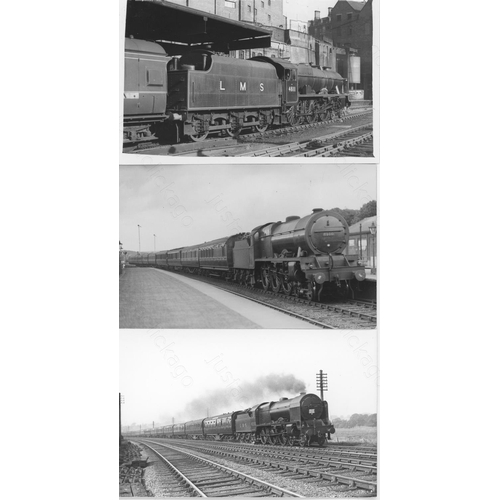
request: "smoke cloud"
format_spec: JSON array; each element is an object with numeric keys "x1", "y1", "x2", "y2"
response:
[{"x1": 182, "y1": 373, "x2": 307, "y2": 421}]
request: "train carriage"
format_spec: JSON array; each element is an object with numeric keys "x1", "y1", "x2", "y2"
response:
[
  {"x1": 155, "y1": 250, "x2": 169, "y2": 268},
  {"x1": 203, "y1": 412, "x2": 236, "y2": 440},
  {"x1": 185, "y1": 418, "x2": 205, "y2": 439},
  {"x1": 123, "y1": 38, "x2": 171, "y2": 144},
  {"x1": 173, "y1": 423, "x2": 186, "y2": 438},
  {"x1": 198, "y1": 234, "x2": 243, "y2": 276},
  {"x1": 167, "y1": 248, "x2": 183, "y2": 269},
  {"x1": 180, "y1": 244, "x2": 200, "y2": 271}
]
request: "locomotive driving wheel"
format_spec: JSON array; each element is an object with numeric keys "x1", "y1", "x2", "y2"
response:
[
  {"x1": 306, "y1": 282, "x2": 318, "y2": 301},
  {"x1": 305, "y1": 100, "x2": 318, "y2": 124},
  {"x1": 270, "y1": 272, "x2": 281, "y2": 293},
  {"x1": 282, "y1": 278, "x2": 293, "y2": 296},
  {"x1": 188, "y1": 118, "x2": 209, "y2": 142},
  {"x1": 286, "y1": 105, "x2": 298, "y2": 125},
  {"x1": 261, "y1": 267, "x2": 271, "y2": 291},
  {"x1": 255, "y1": 112, "x2": 271, "y2": 133}
]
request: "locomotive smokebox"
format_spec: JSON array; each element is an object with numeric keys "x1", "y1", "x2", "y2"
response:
[{"x1": 267, "y1": 209, "x2": 349, "y2": 257}]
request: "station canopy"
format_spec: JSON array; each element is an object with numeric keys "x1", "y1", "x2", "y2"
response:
[{"x1": 125, "y1": 0, "x2": 272, "y2": 53}]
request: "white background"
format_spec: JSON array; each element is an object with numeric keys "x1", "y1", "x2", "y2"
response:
[{"x1": 2, "y1": 1, "x2": 499, "y2": 499}]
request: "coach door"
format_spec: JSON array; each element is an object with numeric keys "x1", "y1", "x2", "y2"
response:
[{"x1": 283, "y1": 68, "x2": 298, "y2": 104}]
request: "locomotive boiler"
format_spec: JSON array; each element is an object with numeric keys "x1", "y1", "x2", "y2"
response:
[
  {"x1": 235, "y1": 393, "x2": 333, "y2": 447},
  {"x1": 233, "y1": 208, "x2": 365, "y2": 301}
]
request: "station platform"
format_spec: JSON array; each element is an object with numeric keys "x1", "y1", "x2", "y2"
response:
[{"x1": 119, "y1": 267, "x2": 319, "y2": 329}]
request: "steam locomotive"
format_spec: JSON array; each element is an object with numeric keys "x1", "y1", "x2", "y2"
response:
[
  {"x1": 124, "y1": 38, "x2": 350, "y2": 144},
  {"x1": 126, "y1": 392, "x2": 334, "y2": 447},
  {"x1": 127, "y1": 208, "x2": 366, "y2": 302}
]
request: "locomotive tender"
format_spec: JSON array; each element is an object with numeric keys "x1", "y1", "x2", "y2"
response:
[
  {"x1": 127, "y1": 208, "x2": 366, "y2": 302},
  {"x1": 123, "y1": 38, "x2": 350, "y2": 143},
  {"x1": 127, "y1": 393, "x2": 334, "y2": 447}
]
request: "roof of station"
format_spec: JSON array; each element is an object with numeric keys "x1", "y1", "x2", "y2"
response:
[{"x1": 125, "y1": 0, "x2": 272, "y2": 53}]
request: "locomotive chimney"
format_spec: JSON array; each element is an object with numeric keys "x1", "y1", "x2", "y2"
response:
[
  {"x1": 279, "y1": 397, "x2": 289, "y2": 401},
  {"x1": 300, "y1": 391, "x2": 306, "y2": 395},
  {"x1": 312, "y1": 208, "x2": 324, "y2": 213},
  {"x1": 286, "y1": 216, "x2": 300, "y2": 222}
]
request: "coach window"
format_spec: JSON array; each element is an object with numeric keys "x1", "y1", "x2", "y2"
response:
[{"x1": 291, "y1": 69, "x2": 296, "y2": 80}]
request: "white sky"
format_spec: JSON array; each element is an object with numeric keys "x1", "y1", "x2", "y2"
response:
[
  {"x1": 119, "y1": 164, "x2": 376, "y2": 252},
  {"x1": 120, "y1": 329, "x2": 378, "y2": 429}
]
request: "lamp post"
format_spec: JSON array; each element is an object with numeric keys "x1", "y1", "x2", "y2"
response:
[
  {"x1": 359, "y1": 223, "x2": 363, "y2": 262},
  {"x1": 369, "y1": 222, "x2": 377, "y2": 275},
  {"x1": 137, "y1": 225, "x2": 141, "y2": 252},
  {"x1": 153, "y1": 234, "x2": 156, "y2": 253}
]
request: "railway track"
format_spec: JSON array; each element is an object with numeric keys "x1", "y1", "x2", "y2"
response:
[
  {"x1": 142, "y1": 439, "x2": 377, "y2": 495},
  {"x1": 152, "y1": 267, "x2": 377, "y2": 327},
  {"x1": 135, "y1": 439, "x2": 305, "y2": 497},
  {"x1": 125, "y1": 109, "x2": 373, "y2": 156},
  {"x1": 160, "y1": 439, "x2": 377, "y2": 466},
  {"x1": 236, "y1": 123, "x2": 372, "y2": 158}
]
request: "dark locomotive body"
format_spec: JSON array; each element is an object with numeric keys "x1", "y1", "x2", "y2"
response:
[
  {"x1": 128, "y1": 209, "x2": 365, "y2": 302},
  {"x1": 126, "y1": 393, "x2": 334, "y2": 447},
  {"x1": 123, "y1": 38, "x2": 350, "y2": 144}
]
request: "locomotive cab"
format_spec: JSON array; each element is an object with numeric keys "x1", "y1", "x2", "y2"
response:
[{"x1": 250, "y1": 56, "x2": 299, "y2": 107}]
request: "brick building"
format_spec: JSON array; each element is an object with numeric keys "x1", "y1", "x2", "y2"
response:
[
  {"x1": 309, "y1": 0, "x2": 373, "y2": 99},
  {"x1": 165, "y1": 0, "x2": 342, "y2": 67},
  {"x1": 166, "y1": 0, "x2": 286, "y2": 27}
]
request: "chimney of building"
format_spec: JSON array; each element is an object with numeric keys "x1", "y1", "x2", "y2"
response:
[
  {"x1": 328, "y1": 7, "x2": 333, "y2": 17},
  {"x1": 315, "y1": 10, "x2": 320, "y2": 20}
]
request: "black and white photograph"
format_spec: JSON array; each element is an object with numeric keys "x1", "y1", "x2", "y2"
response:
[
  {"x1": 119, "y1": 163, "x2": 377, "y2": 329},
  {"x1": 119, "y1": 329, "x2": 378, "y2": 496},
  {"x1": 120, "y1": 0, "x2": 376, "y2": 159}
]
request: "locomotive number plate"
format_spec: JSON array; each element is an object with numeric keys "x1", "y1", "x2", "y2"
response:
[{"x1": 322, "y1": 232, "x2": 337, "y2": 237}]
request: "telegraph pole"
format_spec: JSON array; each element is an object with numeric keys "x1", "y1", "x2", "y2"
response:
[
  {"x1": 137, "y1": 224, "x2": 141, "y2": 252},
  {"x1": 316, "y1": 370, "x2": 328, "y2": 400},
  {"x1": 119, "y1": 393, "x2": 125, "y2": 443},
  {"x1": 153, "y1": 234, "x2": 156, "y2": 252}
]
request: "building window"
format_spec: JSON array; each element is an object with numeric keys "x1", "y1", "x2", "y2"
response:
[
  {"x1": 248, "y1": 5, "x2": 251, "y2": 12},
  {"x1": 348, "y1": 26, "x2": 353, "y2": 35},
  {"x1": 225, "y1": 0, "x2": 236, "y2": 8},
  {"x1": 336, "y1": 14, "x2": 342, "y2": 22},
  {"x1": 261, "y1": 0, "x2": 264, "y2": 7},
  {"x1": 268, "y1": 14, "x2": 271, "y2": 22},
  {"x1": 347, "y1": 12, "x2": 352, "y2": 20}
]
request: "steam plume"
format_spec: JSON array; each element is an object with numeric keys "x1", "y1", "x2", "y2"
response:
[{"x1": 183, "y1": 373, "x2": 306, "y2": 420}]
